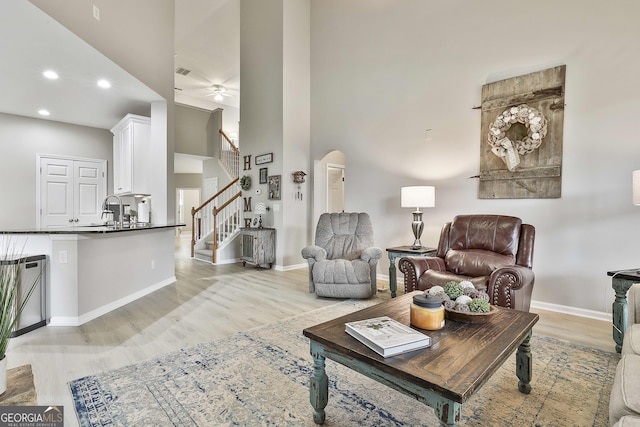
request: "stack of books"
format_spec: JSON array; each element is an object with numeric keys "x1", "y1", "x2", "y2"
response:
[{"x1": 345, "y1": 316, "x2": 431, "y2": 357}]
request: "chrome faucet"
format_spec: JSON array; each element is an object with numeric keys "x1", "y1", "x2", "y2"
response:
[{"x1": 102, "y1": 194, "x2": 123, "y2": 228}]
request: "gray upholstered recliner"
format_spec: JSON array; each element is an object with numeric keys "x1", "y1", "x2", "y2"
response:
[{"x1": 301, "y1": 212, "x2": 383, "y2": 299}]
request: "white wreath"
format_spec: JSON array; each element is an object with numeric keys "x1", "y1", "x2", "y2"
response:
[{"x1": 488, "y1": 104, "x2": 547, "y2": 171}]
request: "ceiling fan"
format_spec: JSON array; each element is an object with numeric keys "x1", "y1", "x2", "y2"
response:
[
  {"x1": 205, "y1": 84, "x2": 232, "y2": 102},
  {"x1": 173, "y1": 66, "x2": 237, "y2": 102}
]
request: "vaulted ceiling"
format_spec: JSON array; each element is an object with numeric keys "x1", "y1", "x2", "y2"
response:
[
  {"x1": 174, "y1": 0, "x2": 240, "y2": 109},
  {"x1": 0, "y1": 1, "x2": 240, "y2": 130}
]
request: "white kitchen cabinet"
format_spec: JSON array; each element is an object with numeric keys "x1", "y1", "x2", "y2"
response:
[{"x1": 111, "y1": 114, "x2": 151, "y2": 195}]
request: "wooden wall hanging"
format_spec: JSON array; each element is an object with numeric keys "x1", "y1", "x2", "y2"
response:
[{"x1": 478, "y1": 65, "x2": 566, "y2": 199}]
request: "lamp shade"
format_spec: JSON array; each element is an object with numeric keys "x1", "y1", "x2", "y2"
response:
[
  {"x1": 254, "y1": 202, "x2": 267, "y2": 214},
  {"x1": 633, "y1": 171, "x2": 640, "y2": 205},
  {"x1": 401, "y1": 186, "x2": 435, "y2": 209}
]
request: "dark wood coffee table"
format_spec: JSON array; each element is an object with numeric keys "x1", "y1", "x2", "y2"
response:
[{"x1": 303, "y1": 292, "x2": 539, "y2": 426}]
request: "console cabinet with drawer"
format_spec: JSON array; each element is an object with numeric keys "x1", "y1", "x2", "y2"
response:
[{"x1": 240, "y1": 227, "x2": 275, "y2": 268}]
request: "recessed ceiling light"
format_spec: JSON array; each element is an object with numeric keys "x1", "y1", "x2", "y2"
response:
[
  {"x1": 97, "y1": 79, "x2": 111, "y2": 89},
  {"x1": 43, "y1": 70, "x2": 59, "y2": 80},
  {"x1": 38, "y1": 109, "x2": 50, "y2": 116}
]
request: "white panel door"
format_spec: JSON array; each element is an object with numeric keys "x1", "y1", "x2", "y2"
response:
[
  {"x1": 40, "y1": 158, "x2": 74, "y2": 227},
  {"x1": 327, "y1": 166, "x2": 345, "y2": 213},
  {"x1": 74, "y1": 160, "x2": 104, "y2": 225},
  {"x1": 39, "y1": 156, "x2": 106, "y2": 227}
]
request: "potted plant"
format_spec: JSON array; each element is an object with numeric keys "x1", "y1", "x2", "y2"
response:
[{"x1": 0, "y1": 245, "x2": 41, "y2": 395}]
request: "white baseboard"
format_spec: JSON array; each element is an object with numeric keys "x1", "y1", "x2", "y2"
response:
[
  {"x1": 530, "y1": 300, "x2": 612, "y2": 323},
  {"x1": 49, "y1": 276, "x2": 177, "y2": 326},
  {"x1": 278, "y1": 262, "x2": 307, "y2": 272},
  {"x1": 214, "y1": 257, "x2": 240, "y2": 265}
]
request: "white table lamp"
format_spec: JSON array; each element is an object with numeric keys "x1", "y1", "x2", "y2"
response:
[{"x1": 401, "y1": 186, "x2": 435, "y2": 249}]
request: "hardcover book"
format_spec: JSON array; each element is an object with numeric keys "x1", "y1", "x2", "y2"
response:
[{"x1": 345, "y1": 316, "x2": 431, "y2": 357}]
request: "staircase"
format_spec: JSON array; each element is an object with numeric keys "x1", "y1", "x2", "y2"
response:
[{"x1": 191, "y1": 130, "x2": 242, "y2": 263}]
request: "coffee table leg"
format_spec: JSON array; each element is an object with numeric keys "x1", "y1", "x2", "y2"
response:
[
  {"x1": 310, "y1": 341, "x2": 328, "y2": 424},
  {"x1": 516, "y1": 332, "x2": 533, "y2": 394},
  {"x1": 434, "y1": 398, "x2": 462, "y2": 426}
]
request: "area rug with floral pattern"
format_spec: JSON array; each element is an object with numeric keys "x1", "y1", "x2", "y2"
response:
[{"x1": 70, "y1": 300, "x2": 618, "y2": 426}]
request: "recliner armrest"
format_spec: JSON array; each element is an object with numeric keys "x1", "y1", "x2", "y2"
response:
[
  {"x1": 398, "y1": 256, "x2": 446, "y2": 293},
  {"x1": 488, "y1": 266, "x2": 535, "y2": 311},
  {"x1": 361, "y1": 247, "x2": 383, "y2": 263},
  {"x1": 301, "y1": 245, "x2": 327, "y2": 261}
]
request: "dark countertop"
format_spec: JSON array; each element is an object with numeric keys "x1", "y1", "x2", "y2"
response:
[{"x1": 0, "y1": 223, "x2": 185, "y2": 235}]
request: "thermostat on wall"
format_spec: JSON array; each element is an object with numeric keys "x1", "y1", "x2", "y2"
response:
[{"x1": 255, "y1": 188, "x2": 262, "y2": 195}]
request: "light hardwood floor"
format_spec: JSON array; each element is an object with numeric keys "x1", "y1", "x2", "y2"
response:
[{"x1": 6, "y1": 236, "x2": 615, "y2": 423}]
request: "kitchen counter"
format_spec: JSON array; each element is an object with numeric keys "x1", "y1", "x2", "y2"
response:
[
  {"x1": 1, "y1": 224, "x2": 184, "y2": 326},
  {"x1": 0, "y1": 223, "x2": 184, "y2": 234}
]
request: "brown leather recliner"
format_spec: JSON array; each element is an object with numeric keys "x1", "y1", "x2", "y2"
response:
[{"x1": 398, "y1": 214, "x2": 535, "y2": 311}]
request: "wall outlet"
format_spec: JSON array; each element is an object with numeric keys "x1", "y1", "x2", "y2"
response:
[
  {"x1": 273, "y1": 204, "x2": 280, "y2": 212},
  {"x1": 59, "y1": 250, "x2": 68, "y2": 264},
  {"x1": 151, "y1": 259, "x2": 156, "y2": 270},
  {"x1": 93, "y1": 5, "x2": 100, "y2": 21}
]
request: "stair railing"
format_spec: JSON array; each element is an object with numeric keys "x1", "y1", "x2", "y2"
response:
[
  {"x1": 219, "y1": 129, "x2": 240, "y2": 180},
  {"x1": 191, "y1": 177, "x2": 242, "y2": 262}
]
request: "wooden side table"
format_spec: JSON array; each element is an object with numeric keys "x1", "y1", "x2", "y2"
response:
[
  {"x1": 607, "y1": 269, "x2": 640, "y2": 353},
  {"x1": 240, "y1": 227, "x2": 275, "y2": 268},
  {"x1": 386, "y1": 246, "x2": 436, "y2": 298}
]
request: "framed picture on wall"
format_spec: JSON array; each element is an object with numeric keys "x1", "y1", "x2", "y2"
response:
[
  {"x1": 268, "y1": 175, "x2": 281, "y2": 200},
  {"x1": 255, "y1": 153, "x2": 273, "y2": 165},
  {"x1": 259, "y1": 168, "x2": 268, "y2": 184}
]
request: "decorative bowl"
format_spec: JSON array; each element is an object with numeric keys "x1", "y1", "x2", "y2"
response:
[{"x1": 444, "y1": 305, "x2": 498, "y2": 323}]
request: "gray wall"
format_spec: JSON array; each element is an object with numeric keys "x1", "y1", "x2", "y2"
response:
[
  {"x1": 30, "y1": 0, "x2": 176, "y2": 222},
  {"x1": 175, "y1": 174, "x2": 203, "y2": 189},
  {"x1": 310, "y1": 0, "x2": 640, "y2": 315},
  {"x1": 175, "y1": 104, "x2": 222, "y2": 158},
  {"x1": 240, "y1": 0, "x2": 311, "y2": 267},
  {"x1": 0, "y1": 113, "x2": 112, "y2": 229}
]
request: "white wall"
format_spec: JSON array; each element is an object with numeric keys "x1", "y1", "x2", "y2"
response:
[{"x1": 310, "y1": 0, "x2": 640, "y2": 314}]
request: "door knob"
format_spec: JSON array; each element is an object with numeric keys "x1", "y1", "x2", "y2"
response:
[
  {"x1": 74, "y1": 218, "x2": 79, "y2": 222},
  {"x1": 68, "y1": 218, "x2": 73, "y2": 223}
]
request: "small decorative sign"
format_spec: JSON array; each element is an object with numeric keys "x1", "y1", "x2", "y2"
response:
[
  {"x1": 255, "y1": 153, "x2": 273, "y2": 165},
  {"x1": 259, "y1": 168, "x2": 268, "y2": 184}
]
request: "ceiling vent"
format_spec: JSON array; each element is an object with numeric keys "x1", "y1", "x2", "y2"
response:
[{"x1": 175, "y1": 67, "x2": 191, "y2": 76}]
